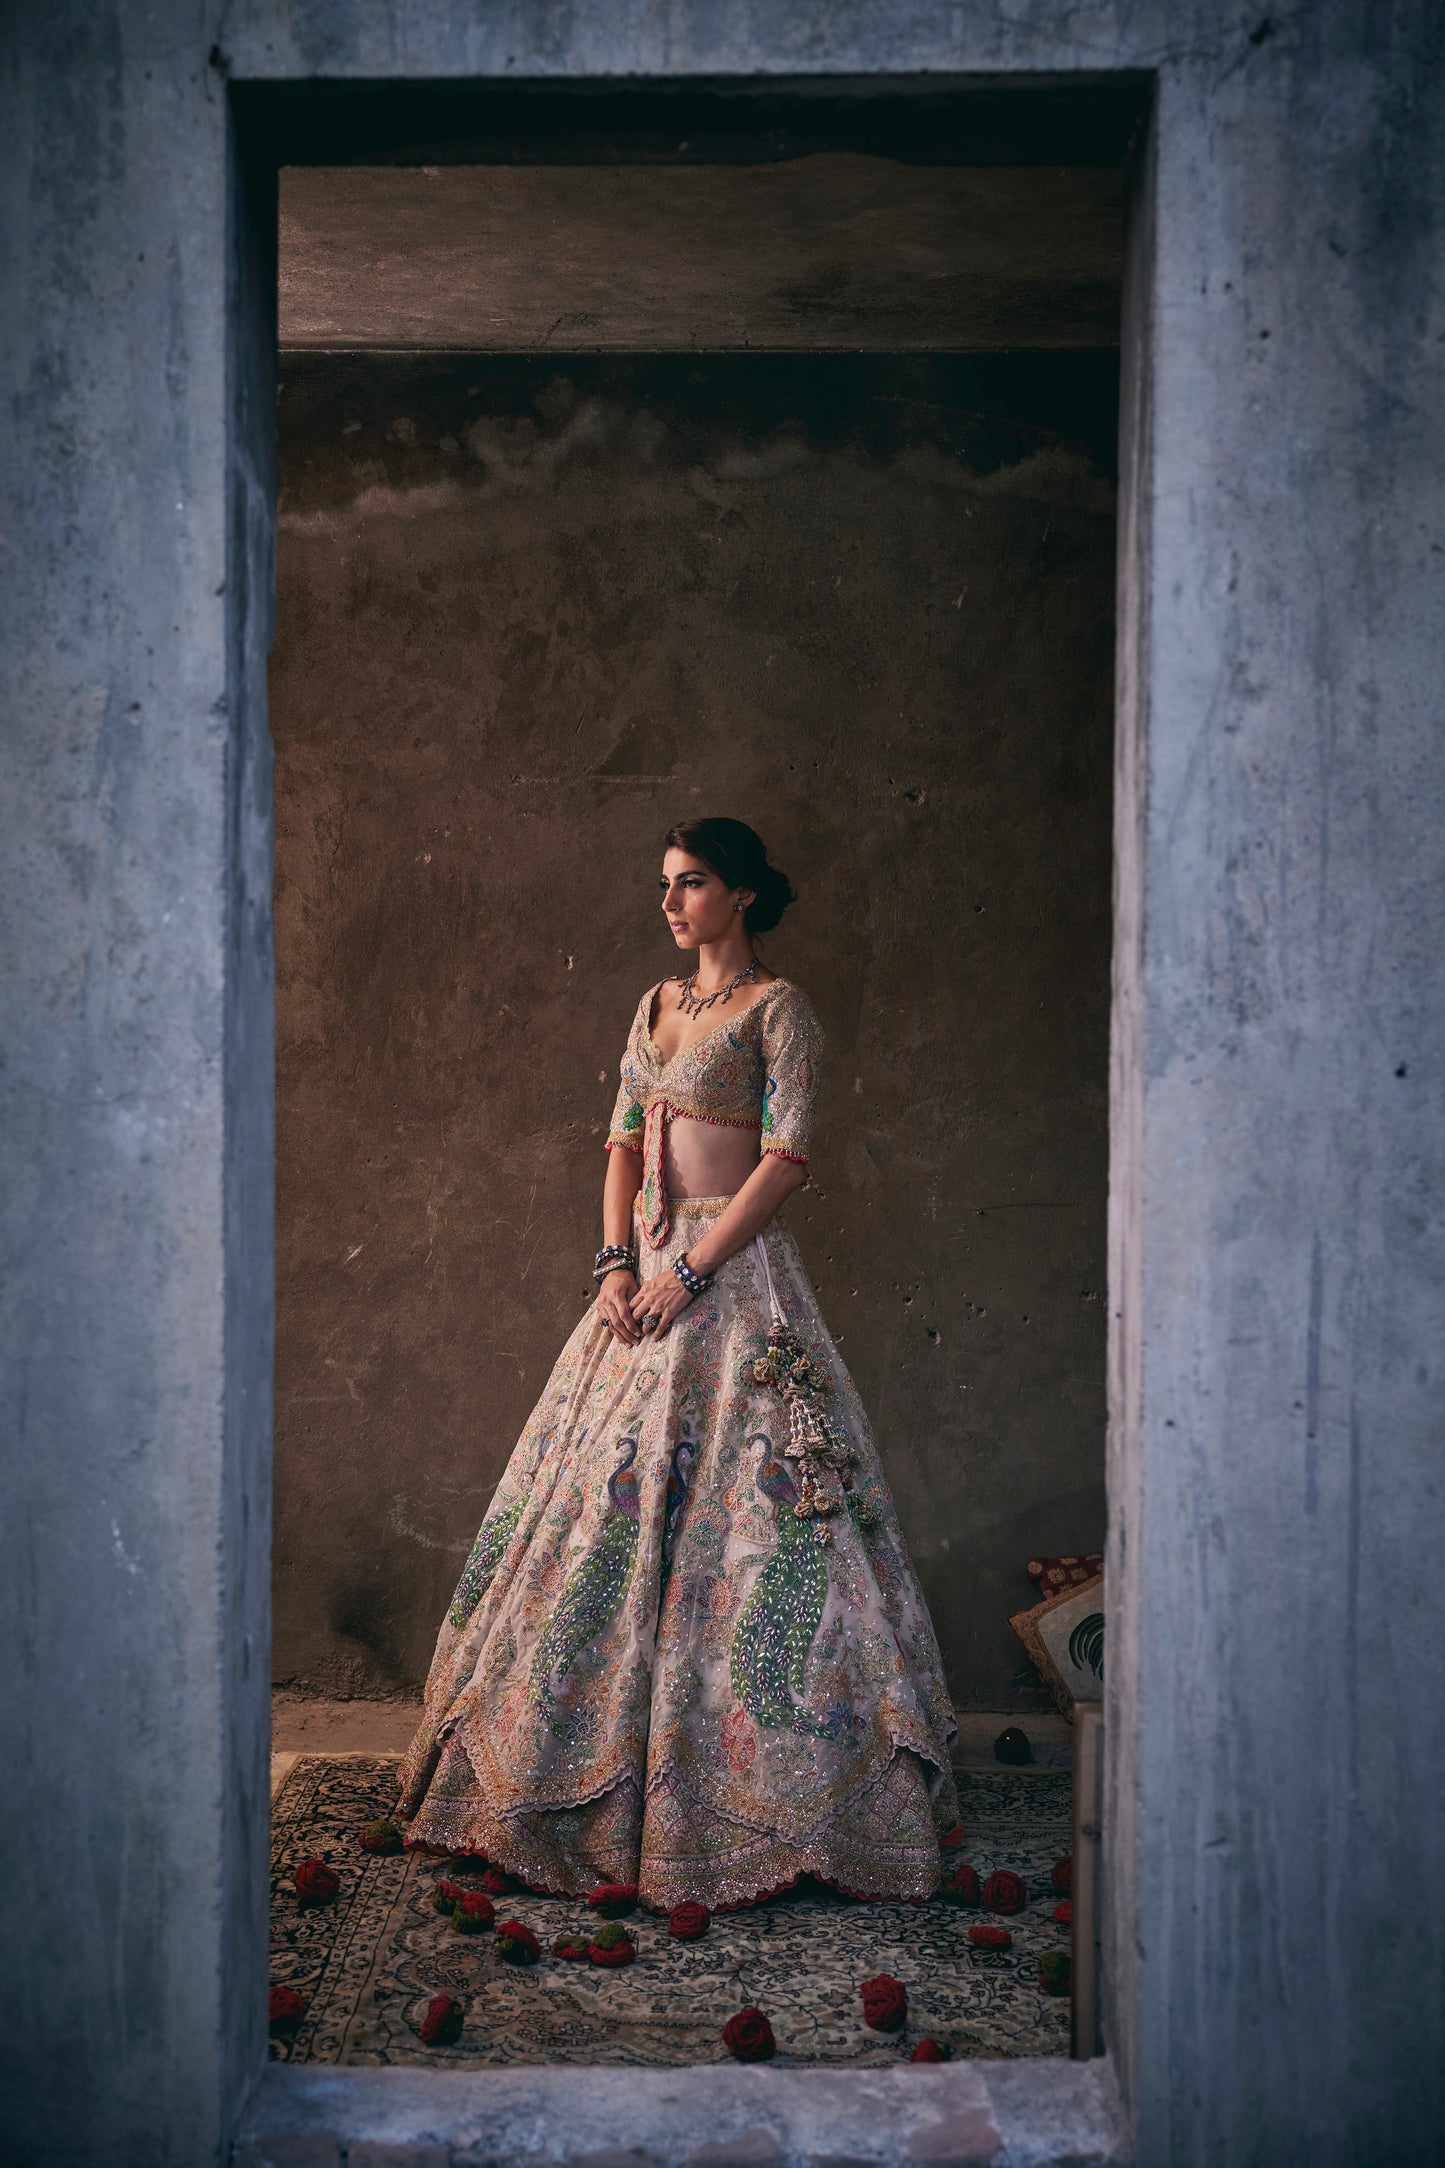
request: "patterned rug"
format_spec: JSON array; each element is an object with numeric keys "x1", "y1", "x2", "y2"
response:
[{"x1": 269, "y1": 1756, "x2": 1072, "y2": 2066}]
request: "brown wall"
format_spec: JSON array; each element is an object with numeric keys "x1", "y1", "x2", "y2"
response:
[{"x1": 271, "y1": 352, "x2": 1116, "y2": 1710}]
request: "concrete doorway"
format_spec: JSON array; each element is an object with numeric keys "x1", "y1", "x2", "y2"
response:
[
  {"x1": 17, "y1": 21, "x2": 1436, "y2": 2166},
  {"x1": 261, "y1": 83, "x2": 1131, "y2": 2119}
]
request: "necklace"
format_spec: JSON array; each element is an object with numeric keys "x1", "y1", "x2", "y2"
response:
[{"x1": 676, "y1": 957, "x2": 758, "y2": 1021}]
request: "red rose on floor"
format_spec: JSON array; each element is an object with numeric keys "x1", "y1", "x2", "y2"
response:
[
  {"x1": 1051, "y1": 1855, "x2": 1072, "y2": 1894},
  {"x1": 942, "y1": 1862, "x2": 980, "y2": 1907},
  {"x1": 723, "y1": 2007, "x2": 776, "y2": 2062},
  {"x1": 589, "y1": 1935, "x2": 637, "y2": 1967},
  {"x1": 1038, "y1": 1948, "x2": 1072, "y2": 1996},
  {"x1": 668, "y1": 1901, "x2": 711, "y2": 1940},
  {"x1": 449, "y1": 1892, "x2": 495, "y2": 1934},
  {"x1": 268, "y1": 1986, "x2": 307, "y2": 2030},
  {"x1": 939, "y1": 1822, "x2": 967, "y2": 1849},
  {"x1": 909, "y1": 2037, "x2": 951, "y2": 2063},
  {"x1": 430, "y1": 1878, "x2": 468, "y2": 1914},
  {"x1": 968, "y1": 1923, "x2": 1013, "y2": 1951},
  {"x1": 293, "y1": 1858, "x2": 341, "y2": 1905},
  {"x1": 860, "y1": 1974, "x2": 908, "y2": 2032},
  {"x1": 1053, "y1": 1899, "x2": 1072, "y2": 1925},
  {"x1": 982, "y1": 1869, "x2": 1027, "y2": 1914},
  {"x1": 359, "y1": 1818, "x2": 402, "y2": 1854},
  {"x1": 587, "y1": 1882, "x2": 639, "y2": 1918},
  {"x1": 494, "y1": 1918, "x2": 542, "y2": 1964},
  {"x1": 552, "y1": 1933, "x2": 592, "y2": 1961},
  {"x1": 419, "y1": 1993, "x2": 465, "y2": 2046},
  {"x1": 479, "y1": 1867, "x2": 514, "y2": 1895}
]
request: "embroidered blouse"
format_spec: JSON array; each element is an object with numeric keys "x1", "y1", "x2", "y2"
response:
[{"x1": 606, "y1": 977, "x2": 823, "y2": 1249}]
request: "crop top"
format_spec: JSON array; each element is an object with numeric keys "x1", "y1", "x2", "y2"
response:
[{"x1": 606, "y1": 976, "x2": 824, "y2": 1250}]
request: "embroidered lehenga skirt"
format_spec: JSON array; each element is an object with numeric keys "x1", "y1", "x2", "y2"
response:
[{"x1": 396, "y1": 1198, "x2": 960, "y2": 1909}]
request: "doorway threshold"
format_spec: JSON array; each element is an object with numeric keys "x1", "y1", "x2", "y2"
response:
[{"x1": 238, "y1": 2056, "x2": 1129, "y2": 2166}]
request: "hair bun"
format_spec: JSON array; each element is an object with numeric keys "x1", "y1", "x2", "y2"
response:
[{"x1": 746, "y1": 859, "x2": 796, "y2": 936}]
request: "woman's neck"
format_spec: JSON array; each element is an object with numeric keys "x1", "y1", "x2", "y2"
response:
[{"x1": 689, "y1": 934, "x2": 756, "y2": 991}]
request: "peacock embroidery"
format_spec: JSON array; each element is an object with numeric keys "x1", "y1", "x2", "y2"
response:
[
  {"x1": 661, "y1": 1428, "x2": 696, "y2": 1576},
  {"x1": 447, "y1": 1492, "x2": 526, "y2": 1629},
  {"x1": 729, "y1": 1434, "x2": 832, "y2": 1736},
  {"x1": 530, "y1": 1437, "x2": 641, "y2": 1732}
]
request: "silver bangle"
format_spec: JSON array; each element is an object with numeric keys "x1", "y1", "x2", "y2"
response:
[{"x1": 672, "y1": 1252, "x2": 714, "y2": 1297}]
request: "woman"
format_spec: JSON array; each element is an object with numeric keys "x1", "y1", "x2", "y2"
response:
[{"x1": 396, "y1": 817, "x2": 959, "y2": 1909}]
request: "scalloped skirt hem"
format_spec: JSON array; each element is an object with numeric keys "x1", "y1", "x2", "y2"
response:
[{"x1": 395, "y1": 1735, "x2": 951, "y2": 1912}]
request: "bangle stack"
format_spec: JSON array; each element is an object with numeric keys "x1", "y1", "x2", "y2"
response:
[
  {"x1": 594, "y1": 1244, "x2": 638, "y2": 1282},
  {"x1": 672, "y1": 1252, "x2": 714, "y2": 1299}
]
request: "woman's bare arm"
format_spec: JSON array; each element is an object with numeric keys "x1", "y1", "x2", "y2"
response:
[
  {"x1": 602, "y1": 1144, "x2": 643, "y2": 1248},
  {"x1": 679, "y1": 1152, "x2": 807, "y2": 1276},
  {"x1": 597, "y1": 1147, "x2": 644, "y2": 1344},
  {"x1": 628, "y1": 1152, "x2": 807, "y2": 1338}
]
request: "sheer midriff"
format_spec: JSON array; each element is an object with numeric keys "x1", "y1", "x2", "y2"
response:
[{"x1": 664, "y1": 1112, "x2": 762, "y2": 1200}]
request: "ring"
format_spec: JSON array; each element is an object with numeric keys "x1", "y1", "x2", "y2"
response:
[{"x1": 641, "y1": 1314, "x2": 660, "y2": 1332}]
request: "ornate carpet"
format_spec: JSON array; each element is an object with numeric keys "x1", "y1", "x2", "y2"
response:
[{"x1": 269, "y1": 1755, "x2": 1072, "y2": 2066}]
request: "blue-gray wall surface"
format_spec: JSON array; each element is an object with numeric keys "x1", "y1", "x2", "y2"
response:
[{"x1": 0, "y1": 5, "x2": 1441, "y2": 2165}]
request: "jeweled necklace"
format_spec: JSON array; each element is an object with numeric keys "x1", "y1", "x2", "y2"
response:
[{"x1": 676, "y1": 957, "x2": 758, "y2": 1021}]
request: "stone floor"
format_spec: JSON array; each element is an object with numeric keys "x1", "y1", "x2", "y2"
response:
[{"x1": 249, "y1": 1699, "x2": 1111, "y2": 2166}]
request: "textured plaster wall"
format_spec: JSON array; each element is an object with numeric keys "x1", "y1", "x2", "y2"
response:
[{"x1": 270, "y1": 352, "x2": 1117, "y2": 1712}]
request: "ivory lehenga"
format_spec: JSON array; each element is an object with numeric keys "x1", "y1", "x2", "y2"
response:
[{"x1": 396, "y1": 977, "x2": 960, "y2": 1909}]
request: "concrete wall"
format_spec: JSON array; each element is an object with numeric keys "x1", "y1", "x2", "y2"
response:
[
  {"x1": 2, "y1": 7, "x2": 1442, "y2": 2168},
  {"x1": 270, "y1": 351, "x2": 1117, "y2": 1711}
]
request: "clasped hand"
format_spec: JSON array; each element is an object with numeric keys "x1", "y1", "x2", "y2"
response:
[{"x1": 596, "y1": 1266, "x2": 694, "y2": 1345}]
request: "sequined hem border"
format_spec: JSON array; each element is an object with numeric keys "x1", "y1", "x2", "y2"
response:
[{"x1": 396, "y1": 1785, "x2": 948, "y2": 1911}]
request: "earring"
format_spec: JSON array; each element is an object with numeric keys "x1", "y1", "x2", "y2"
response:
[{"x1": 734, "y1": 901, "x2": 744, "y2": 912}]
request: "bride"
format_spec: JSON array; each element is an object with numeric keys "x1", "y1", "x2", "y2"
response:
[{"x1": 396, "y1": 816, "x2": 959, "y2": 1908}]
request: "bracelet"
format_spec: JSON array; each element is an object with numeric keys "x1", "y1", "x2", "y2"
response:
[
  {"x1": 594, "y1": 1244, "x2": 638, "y2": 1281},
  {"x1": 672, "y1": 1252, "x2": 714, "y2": 1298},
  {"x1": 596, "y1": 1263, "x2": 637, "y2": 1282}
]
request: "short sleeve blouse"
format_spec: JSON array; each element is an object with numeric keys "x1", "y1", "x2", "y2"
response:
[{"x1": 606, "y1": 977, "x2": 823, "y2": 1165}]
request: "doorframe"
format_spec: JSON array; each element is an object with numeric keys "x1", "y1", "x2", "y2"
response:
[{"x1": 227, "y1": 73, "x2": 1155, "y2": 2161}]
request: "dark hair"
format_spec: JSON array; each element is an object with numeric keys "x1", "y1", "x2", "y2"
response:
[{"x1": 664, "y1": 816, "x2": 796, "y2": 936}]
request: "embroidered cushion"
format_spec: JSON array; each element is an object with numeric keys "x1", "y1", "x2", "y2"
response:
[{"x1": 1025, "y1": 1552, "x2": 1103, "y2": 1598}]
